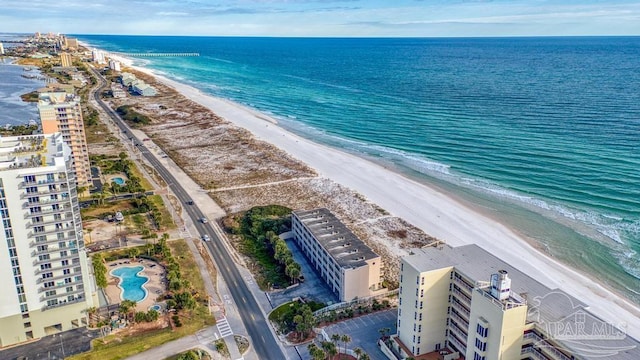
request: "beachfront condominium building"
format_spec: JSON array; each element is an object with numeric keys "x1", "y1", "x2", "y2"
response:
[
  {"x1": 60, "y1": 53, "x2": 73, "y2": 67},
  {"x1": 64, "y1": 38, "x2": 78, "y2": 50},
  {"x1": 38, "y1": 92, "x2": 91, "y2": 188},
  {"x1": 385, "y1": 244, "x2": 640, "y2": 360},
  {"x1": 292, "y1": 208, "x2": 385, "y2": 302},
  {"x1": 91, "y1": 48, "x2": 105, "y2": 64},
  {"x1": 0, "y1": 133, "x2": 95, "y2": 348},
  {"x1": 0, "y1": 42, "x2": 4, "y2": 55}
]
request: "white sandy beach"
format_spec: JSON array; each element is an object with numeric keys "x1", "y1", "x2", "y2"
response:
[{"x1": 129, "y1": 64, "x2": 640, "y2": 340}]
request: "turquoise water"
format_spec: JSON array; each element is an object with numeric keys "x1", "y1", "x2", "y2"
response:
[
  {"x1": 77, "y1": 36, "x2": 640, "y2": 304},
  {"x1": 111, "y1": 266, "x2": 148, "y2": 302},
  {"x1": 112, "y1": 177, "x2": 125, "y2": 185}
]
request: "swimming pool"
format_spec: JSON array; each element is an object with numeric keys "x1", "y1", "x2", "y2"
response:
[
  {"x1": 112, "y1": 177, "x2": 126, "y2": 185},
  {"x1": 111, "y1": 266, "x2": 148, "y2": 302}
]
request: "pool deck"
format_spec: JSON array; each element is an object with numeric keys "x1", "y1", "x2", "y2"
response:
[{"x1": 106, "y1": 259, "x2": 167, "y2": 311}]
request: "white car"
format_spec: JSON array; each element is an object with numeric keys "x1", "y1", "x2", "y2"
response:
[
  {"x1": 201, "y1": 217, "x2": 208, "y2": 224},
  {"x1": 202, "y1": 234, "x2": 210, "y2": 242}
]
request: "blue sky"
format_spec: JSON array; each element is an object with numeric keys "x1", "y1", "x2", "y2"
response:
[{"x1": 1, "y1": 0, "x2": 639, "y2": 37}]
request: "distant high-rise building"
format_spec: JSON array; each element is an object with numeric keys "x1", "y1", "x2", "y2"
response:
[
  {"x1": 0, "y1": 133, "x2": 95, "y2": 348},
  {"x1": 37, "y1": 92, "x2": 91, "y2": 188},
  {"x1": 108, "y1": 60, "x2": 121, "y2": 72},
  {"x1": 0, "y1": 43, "x2": 4, "y2": 55},
  {"x1": 65, "y1": 38, "x2": 78, "y2": 50},
  {"x1": 91, "y1": 49, "x2": 105, "y2": 64},
  {"x1": 60, "y1": 53, "x2": 73, "y2": 67}
]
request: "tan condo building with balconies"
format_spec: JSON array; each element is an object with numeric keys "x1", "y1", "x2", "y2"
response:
[
  {"x1": 385, "y1": 244, "x2": 639, "y2": 360},
  {"x1": 38, "y1": 92, "x2": 91, "y2": 188}
]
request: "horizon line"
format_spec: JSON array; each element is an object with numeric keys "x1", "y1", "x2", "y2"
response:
[{"x1": 2, "y1": 32, "x2": 640, "y2": 39}]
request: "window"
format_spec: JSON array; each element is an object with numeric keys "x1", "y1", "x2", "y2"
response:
[
  {"x1": 23, "y1": 322, "x2": 31, "y2": 328},
  {"x1": 420, "y1": 289, "x2": 424, "y2": 297},
  {"x1": 421, "y1": 276, "x2": 425, "y2": 285}
]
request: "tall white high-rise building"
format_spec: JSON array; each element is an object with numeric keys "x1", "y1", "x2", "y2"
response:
[
  {"x1": 0, "y1": 133, "x2": 95, "y2": 348},
  {"x1": 91, "y1": 48, "x2": 105, "y2": 64}
]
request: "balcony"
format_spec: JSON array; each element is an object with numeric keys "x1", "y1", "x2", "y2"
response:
[
  {"x1": 454, "y1": 276, "x2": 474, "y2": 296},
  {"x1": 30, "y1": 236, "x2": 77, "y2": 247},
  {"x1": 40, "y1": 289, "x2": 85, "y2": 303},
  {"x1": 38, "y1": 279, "x2": 83, "y2": 293},
  {"x1": 452, "y1": 286, "x2": 472, "y2": 304},
  {"x1": 31, "y1": 244, "x2": 78, "y2": 257},
  {"x1": 523, "y1": 331, "x2": 544, "y2": 345},
  {"x1": 42, "y1": 294, "x2": 86, "y2": 311},
  {"x1": 23, "y1": 206, "x2": 69, "y2": 218},
  {"x1": 448, "y1": 321, "x2": 468, "y2": 342},
  {"x1": 34, "y1": 262, "x2": 80, "y2": 275},
  {"x1": 26, "y1": 218, "x2": 74, "y2": 228},
  {"x1": 449, "y1": 310, "x2": 469, "y2": 329},
  {"x1": 32, "y1": 253, "x2": 80, "y2": 266},
  {"x1": 447, "y1": 333, "x2": 467, "y2": 355},
  {"x1": 521, "y1": 347, "x2": 550, "y2": 360},
  {"x1": 20, "y1": 186, "x2": 69, "y2": 199},
  {"x1": 37, "y1": 271, "x2": 82, "y2": 284},
  {"x1": 28, "y1": 225, "x2": 72, "y2": 237},
  {"x1": 18, "y1": 177, "x2": 69, "y2": 189},
  {"x1": 451, "y1": 298, "x2": 471, "y2": 319},
  {"x1": 537, "y1": 345, "x2": 572, "y2": 360}
]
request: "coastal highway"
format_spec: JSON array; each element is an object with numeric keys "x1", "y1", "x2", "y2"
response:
[{"x1": 89, "y1": 68, "x2": 285, "y2": 359}]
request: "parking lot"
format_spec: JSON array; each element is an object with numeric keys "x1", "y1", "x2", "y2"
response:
[
  {"x1": 268, "y1": 239, "x2": 338, "y2": 308},
  {"x1": 323, "y1": 309, "x2": 397, "y2": 359},
  {"x1": 0, "y1": 328, "x2": 99, "y2": 360},
  {"x1": 295, "y1": 309, "x2": 397, "y2": 360}
]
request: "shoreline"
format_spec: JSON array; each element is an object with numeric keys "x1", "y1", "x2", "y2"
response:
[{"x1": 126, "y1": 62, "x2": 640, "y2": 340}]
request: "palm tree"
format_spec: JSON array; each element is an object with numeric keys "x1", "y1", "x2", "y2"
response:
[
  {"x1": 321, "y1": 341, "x2": 337, "y2": 360},
  {"x1": 307, "y1": 343, "x2": 325, "y2": 360},
  {"x1": 331, "y1": 333, "x2": 340, "y2": 349},
  {"x1": 86, "y1": 228, "x2": 93, "y2": 243},
  {"x1": 119, "y1": 299, "x2": 137, "y2": 322},
  {"x1": 340, "y1": 334, "x2": 351, "y2": 355}
]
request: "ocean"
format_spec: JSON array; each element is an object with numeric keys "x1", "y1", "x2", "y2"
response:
[{"x1": 76, "y1": 35, "x2": 640, "y2": 303}]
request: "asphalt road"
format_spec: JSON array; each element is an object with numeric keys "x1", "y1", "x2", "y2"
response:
[{"x1": 90, "y1": 68, "x2": 285, "y2": 359}]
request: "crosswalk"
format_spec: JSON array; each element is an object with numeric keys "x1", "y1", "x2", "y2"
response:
[{"x1": 217, "y1": 317, "x2": 233, "y2": 338}]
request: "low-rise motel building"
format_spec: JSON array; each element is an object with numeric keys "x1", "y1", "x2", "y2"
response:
[
  {"x1": 381, "y1": 244, "x2": 640, "y2": 360},
  {"x1": 0, "y1": 133, "x2": 95, "y2": 348},
  {"x1": 292, "y1": 208, "x2": 386, "y2": 302}
]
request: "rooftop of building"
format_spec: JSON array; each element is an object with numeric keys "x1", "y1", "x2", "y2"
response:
[
  {"x1": 405, "y1": 244, "x2": 640, "y2": 359},
  {"x1": 0, "y1": 133, "x2": 68, "y2": 171},
  {"x1": 38, "y1": 91, "x2": 78, "y2": 105},
  {"x1": 293, "y1": 208, "x2": 379, "y2": 269}
]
